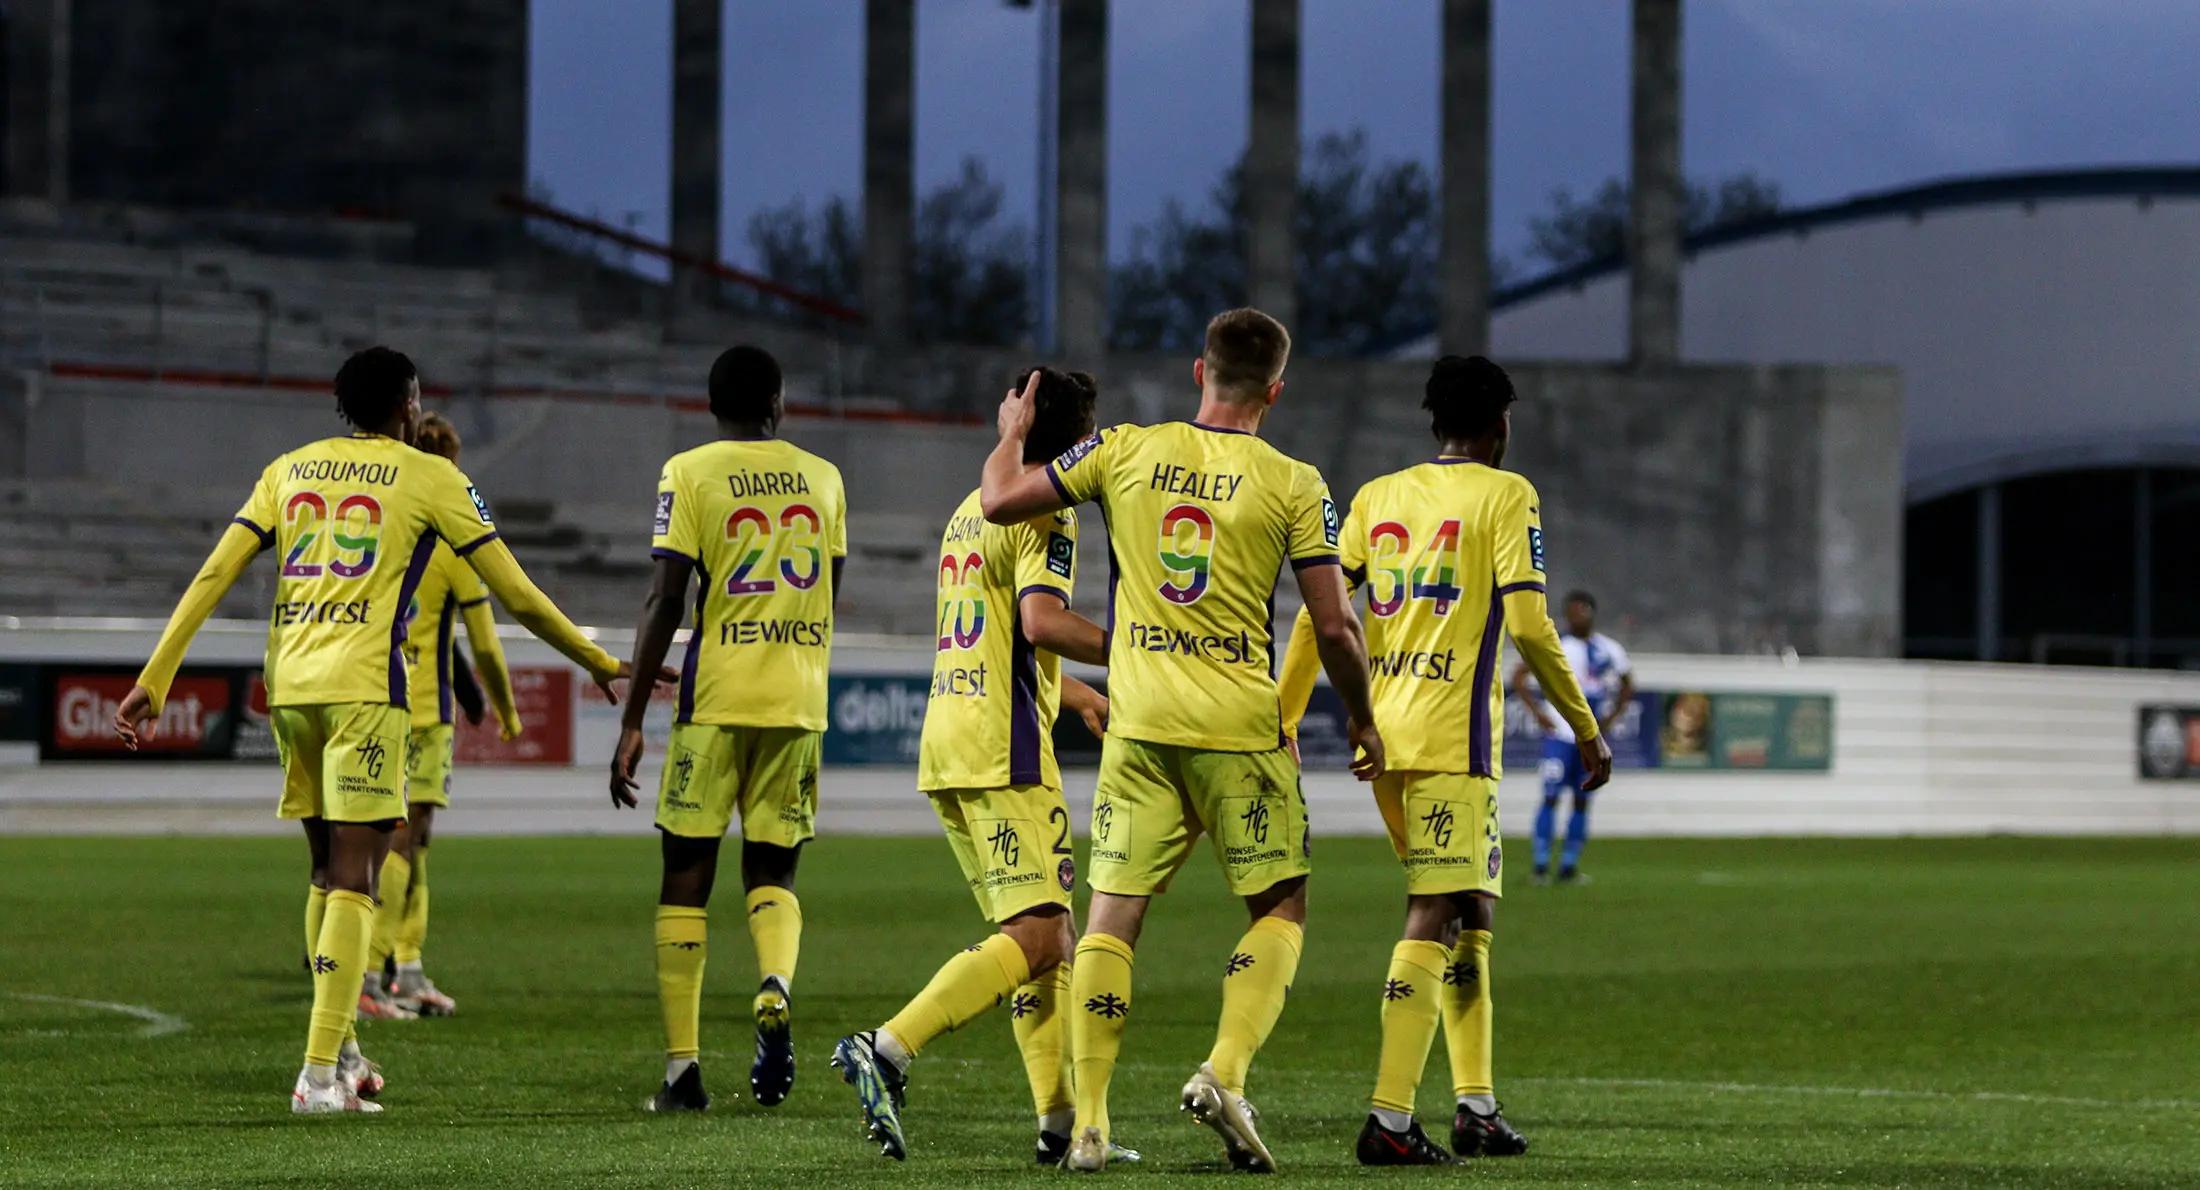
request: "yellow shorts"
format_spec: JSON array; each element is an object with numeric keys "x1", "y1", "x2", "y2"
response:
[
  {"x1": 928, "y1": 785, "x2": 1077, "y2": 923},
  {"x1": 1086, "y1": 737, "x2": 1310, "y2": 898},
  {"x1": 656, "y1": 723, "x2": 820, "y2": 846},
  {"x1": 1374, "y1": 771, "x2": 1504, "y2": 898},
  {"x1": 272, "y1": 702, "x2": 409, "y2": 824},
  {"x1": 406, "y1": 723, "x2": 454, "y2": 808}
]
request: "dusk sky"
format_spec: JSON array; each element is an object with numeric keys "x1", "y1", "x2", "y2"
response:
[{"x1": 527, "y1": 0, "x2": 2200, "y2": 276}]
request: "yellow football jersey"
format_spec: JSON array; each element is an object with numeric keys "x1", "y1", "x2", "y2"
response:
[
  {"x1": 401, "y1": 546, "x2": 490, "y2": 729},
  {"x1": 917, "y1": 489, "x2": 1080, "y2": 791},
  {"x1": 652, "y1": 437, "x2": 847, "y2": 730},
  {"x1": 1339, "y1": 458, "x2": 1553, "y2": 776},
  {"x1": 1048, "y1": 421, "x2": 1338, "y2": 752},
  {"x1": 230, "y1": 433, "x2": 503, "y2": 708}
]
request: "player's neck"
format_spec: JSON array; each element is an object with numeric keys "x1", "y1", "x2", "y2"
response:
[
  {"x1": 1436, "y1": 435, "x2": 1499, "y2": 465},
  {"x1": 1191, "y1": 393, "x2": 1267, "y2": 436},
  {"x1": 716, "y1": 418, "x2": 776, "y2": 442}
]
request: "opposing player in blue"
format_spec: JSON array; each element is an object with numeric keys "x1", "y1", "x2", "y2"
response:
[{"x1": 1512, "y1": 591, "x2": 1632, "y2": 884}]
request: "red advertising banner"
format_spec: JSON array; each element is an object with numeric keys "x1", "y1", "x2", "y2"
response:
[
  {"x1": 46, "y1": 671, "x2": 233, "y2": 757},
  {"x1": 455, "y1": 666, "x2": 573, "y2": 765}
]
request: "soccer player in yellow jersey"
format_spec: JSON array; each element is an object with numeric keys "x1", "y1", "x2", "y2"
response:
[
  {"x1": 1277, "y1": 354, "x2": 1611, "y2": 1165},
  {"x1": 981, "y1": 309, "x2": 1386, "y2": 1173},
  {"x1": 359, "y1": 412, "x2": 524, "y2": 1021},
  {"x1": 109, "y1": 347, "x2": 650, "y2": 1114},
  {"x1": 610, "y1": 346, "x2": 847, "y2": 1114},
  {"x1": 831, "y1": 367, "x2": 1128, "y2": 1166}
]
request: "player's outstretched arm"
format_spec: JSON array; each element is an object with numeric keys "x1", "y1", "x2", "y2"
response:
[
  {"x1": 463, "y1": 539, "x2": 659, "y2": 703},
  {"x1": 113, "y1": 522, "x2": 263, "y2": 748},
  {"x1": 1293, "y1": 561, "x2": 1383, "y2": 780},
  {"x1": 1018, "y1": 591, "x2": 1106, "y2": 666},
  {"x1": 1061, "y1": 674, "x2": 1109, "y2": 740},
  {"x1": 610, "y1": 552, "x2": 693, "y2": 808},
  {"x1": 1502, "y1": 587, "x2": 1609, "y2": 791},
  {"x1": 458, "y1": 599, "x2": 522, "y2": 739},
  {"x1": 981, "y1": 371, "x2": 1070, "y2": 524}
]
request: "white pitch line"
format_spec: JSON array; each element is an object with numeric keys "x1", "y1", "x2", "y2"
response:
[
  {"x1": 1522, "y1": 1076, "x2": 2199, "y2": 1113},
  {"x1": 5, "y1": 992, "x2": 189, "y2": 1038}
]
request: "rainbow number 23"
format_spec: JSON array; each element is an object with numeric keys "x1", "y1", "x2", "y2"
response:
[
  {"x1": 1366, "y1": 519, "x2": 1463, "y2": 617},
  {"x1": 723, "y1": 504, "x2": 823, "y2": 596},
  {"x1": 936, "y1": 552, "x2": 986, "y2": 650},
  {"x1": 1157, "y1": 503, "x2": 1214, "y2": 605},
  {"x1": 282, "y1": 492, "x2": 382, "y2": 579}
]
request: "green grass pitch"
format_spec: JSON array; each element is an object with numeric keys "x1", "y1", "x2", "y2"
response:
[{"x1": 3, "y1": 834, "x2": 2196, "y2": 1187}]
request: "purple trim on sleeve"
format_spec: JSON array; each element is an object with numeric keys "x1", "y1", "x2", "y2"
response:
[
  {"x1": 231, "y1": 517, "x2": 274, "y2": 550},
  {"x1": 1342, "y1": 564, "x2": 1368, "y2": 587},
  {"x1": 452, "y1": 530, "x2": 500, "y2": 558},
  {"x1": 1466, "y1": 588, "x2": 1506, "y2": 777},
  {"x1": 1290, "y1": 554, "x2": 1341, "y2": 571},
  {"x1": 1016, "y1": 584, "x2": 1071, "y2": 608},
  {"x1": 650, "y1": 546, "x2": 697, "y2": 567},
  {"x1": 1496, "y1": 581, "x2": 1546, "y2": 596},
  {"x1": 1046, "y1": 463, "x2": 1074, "y2": 506},
  {"x1": 457, "y1": 596, "x2": 490, "y2": 609}
]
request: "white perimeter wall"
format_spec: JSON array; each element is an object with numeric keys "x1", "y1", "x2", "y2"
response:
[{"x1": 3, "y1": 622, "x2": 2196, "y2": 837}]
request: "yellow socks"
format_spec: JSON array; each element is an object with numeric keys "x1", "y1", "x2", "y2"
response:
[
  {"x1": 1443, "y1": 929, "x2": 1495, "y2": 1099},
  {"x1": 1372, "y1": 939, "x2": 1450, "y2": 1114},
  {"x1": 306, "y1": 890, "x2": 374, "y2": 1067},
  {"x1": 744, "y1": 886, "x2": 801, "y2": 993},
  {"x1": 1011, "y1": 963, "x2": 1074, "y2": 1121},
  {"x1": 1069, "y1": 932, "x2": 1135, "y2": 1141},
  {"x1": 394, "y1": 847, "x2": 429, "y2": 965},
  {"x1": 1207, "y1": 916, "x2": 1303, "y2": 1095},
  {"x1": 367, "y1": 851, "x2": 412, "y2": 974},
  {"x1": 654, "y1": 905, "x2": 708, "y2": 1061},
  {"x1": 304, "y1": 885, "x2": 328, "y2": 957},
  {"x1": 880, "y1": 934, "x2": 1031, "y2": 1060}
]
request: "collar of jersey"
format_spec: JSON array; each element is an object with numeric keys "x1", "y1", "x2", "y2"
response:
[
  {"x1": 1431, "y1": 455, "x2": 1486, "y2": 466},
  {"x1": 1187, "y1": 420, "x2": 1252, "y2": 435}
]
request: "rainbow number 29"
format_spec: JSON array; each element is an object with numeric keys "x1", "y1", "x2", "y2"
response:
[
  {"x1": 282, "y1": 492, "x2": 382, "y2": 579},
  {"x1": 1366, "y1": 518, "x2": 1463, "y2": 617},
  {"x1": 1157, "y1": 504, "x2": 1214, "y2": 605}
]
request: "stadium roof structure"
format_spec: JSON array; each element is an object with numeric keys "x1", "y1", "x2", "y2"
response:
[{"x1": 1383, "y1": 165, "x2": 2200, "y2": 498}]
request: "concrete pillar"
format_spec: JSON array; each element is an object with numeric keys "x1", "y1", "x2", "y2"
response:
[
  {"x1": 1627, "y1": 0, "x2": 1682, "y2": 367},
  {"x1": 1437, "y1": 0, "x2": 1491, "y2": 357},
  {"x1": 863, "y1": 0, "x2": 915, "y2": 348},
  {"x1": 1055, "y1": 0, "x2": 1108, "y2": 364},
  {"x1": 669, "y1": 0, "x2": 721, "y2": 292},
  {"x1": 3, "y1": 0, "x2": 69, "y2": 202},
  {"x1": 1244, "y1": 0, "x2": 1298, "y2": 331}
]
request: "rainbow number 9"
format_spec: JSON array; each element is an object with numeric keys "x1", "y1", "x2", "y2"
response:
[
  {"x1": 778, "y1": 504, "x2": 822, "y2": 590},
  {"x1": 1366, "y1": 518, "x2": 1463, "y2": 617},
  {"x1": 282, "y1": 491, "x2": 381, "y2": 580},
  {"x1": 1157, "y1": 504, "x2": 1214, "y2": 605},
  {"x1": 1366, "y1": 521, "x2": 1411, "y2": 617},
  {"x1": 936, "y1": 552, "x2": 986, "y2": 650}
]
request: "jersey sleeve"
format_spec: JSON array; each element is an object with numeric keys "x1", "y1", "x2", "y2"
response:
[
  {"x1": 445, "y1": 549, "x2": 491, "y2": 607},
  {"x1": 1045, "y1": 426, "x2": 1115, "y2": 507},
  {"x1": 1336, "y1": 490, "x2": 1369, "y2": 589},
  {"x1": 1015, "y1": 510, "x2": 1079, "y2": 606},
  {"x1": 230, "y1": 461, "x2": 280, "y2": 550},
  {"x1": 428, "y1": 462, "x2": 501, "y2": 557},
  {"x1": 650, "y1": 459, "x2": 701, "y2": 563},
  {"x1": 1286, "y1": 464, "x2": 1342, "y2": 569},
  {"x1": 1493, "y1": 477, "x2": 1547, "y2": 594}
]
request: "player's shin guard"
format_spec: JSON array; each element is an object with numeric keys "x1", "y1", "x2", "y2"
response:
[
  {"x1": 1442, "y1": 930, "x2": 1495, "y2": 1099},
  {"x1": 881, "y1": 934, "x2": 1031, "y2": 1060},
  {"x1": 1011, "y1": 963, "x2": 1074, "y2": 1120},
  {"x1": 367, "y1": 851, "x2": 411, "y2": 974},
  {"x1": 655, "y1": 906, "x2": 708, "y2": 1061},
  {"x1": 1207, "y1": 916, "x2": 1303, "y2": 1096},
  {"x1": 307, "y1": 890, "x2": 375, "y2": 1066},
  {"x1": 394, "y1": 848, "x2": 428, "y2": 965},
  {"x1": 1070, "y1": 934, "x2": 1135, "y2": 1141},
  {"x1": 743, "y1": 886, "x2": 801, "y2": 992},
  {"x1": 1373, "y1": 940, "x2": 1449, "y2": 1115}
]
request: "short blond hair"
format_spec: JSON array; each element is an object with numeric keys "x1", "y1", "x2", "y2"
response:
[
  {"x1": 1202, "y1": 307, "x2": 1292, "y2": 399},
  {"x1": 414, "y1": 410, "x2": 462, "y2": 462}
]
